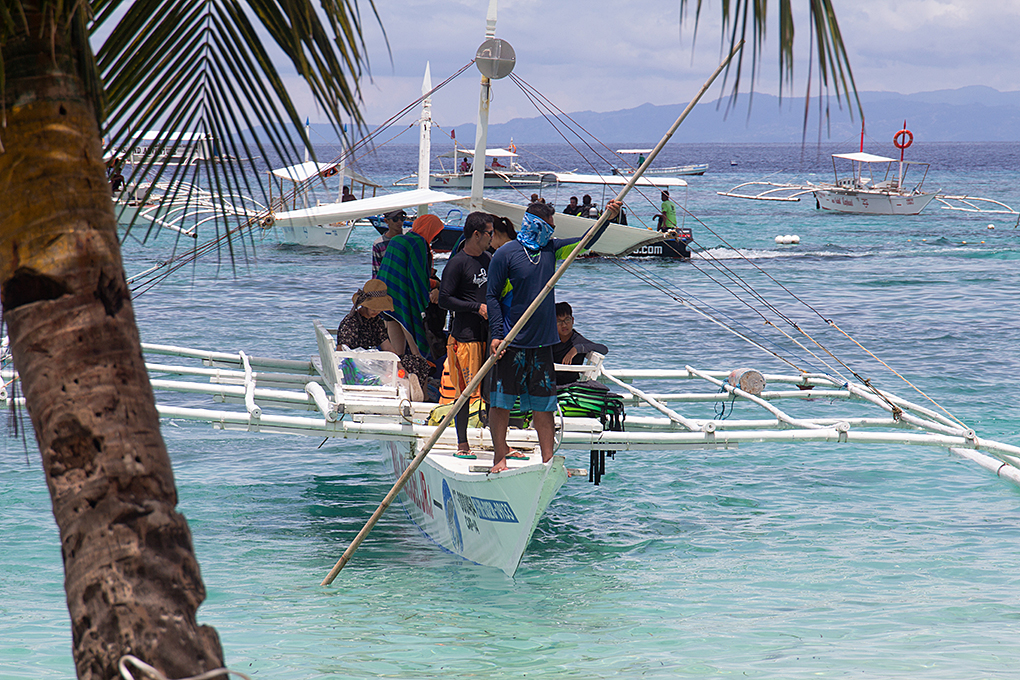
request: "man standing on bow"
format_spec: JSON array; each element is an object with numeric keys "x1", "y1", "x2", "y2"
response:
[{"x1": 486, "y1": 200, "x2": 620, "y2": 473}]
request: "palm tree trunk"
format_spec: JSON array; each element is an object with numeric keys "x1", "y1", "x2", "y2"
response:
[{"x1": 1, "y1": 6, "x2": 224, "y2": 679}]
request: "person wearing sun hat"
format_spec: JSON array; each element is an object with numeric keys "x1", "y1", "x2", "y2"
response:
[
  {"x1": 336, "y1": 279, "x2": 395, "y2": 352},
  {"x1": 336, "y1": 278, "x2": 432, "y2": 400}
]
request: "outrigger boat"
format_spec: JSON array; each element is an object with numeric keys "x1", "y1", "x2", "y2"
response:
[
  {"x1": 6, "y1": 299, "x2": 1020, "y2": 576},
  {"x1": 719, "y1": 126, "x2": 1018, "y2": 217},
  {"x1": 115, "y1": 180, "x2": 265, "y2": 238},
  {"x1": 268, "y1": 160, "x2": 383, "y2": 250},
  {"x1": 74, "y1": 318, "x2": 1015, "y2": 577}
]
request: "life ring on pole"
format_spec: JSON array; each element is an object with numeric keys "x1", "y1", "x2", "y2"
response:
[
  {"x1": 321, "y1": 166, "x2": 339, "y2": 178},
  {"x1": 893, "y1": 129, "x2": 913, "y2": 150}
]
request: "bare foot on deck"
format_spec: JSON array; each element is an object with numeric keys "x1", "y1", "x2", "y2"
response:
[{"x1": 489, "y1": 460, "x2": 509, "y2": 474}]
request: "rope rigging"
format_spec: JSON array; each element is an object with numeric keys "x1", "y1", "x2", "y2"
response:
[{"x1": 121, "y1": 59, "x2": 967, "y2": 430}]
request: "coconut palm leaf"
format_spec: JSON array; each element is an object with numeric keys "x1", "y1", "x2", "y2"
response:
[
  {"x1": 681, "y1": 0, "x2": 860, "y2": 123},
  {"x1": 90, "y1": 0, "x2": 379, "y2": 249}
]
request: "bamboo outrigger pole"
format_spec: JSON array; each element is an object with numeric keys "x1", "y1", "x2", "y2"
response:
[{"x1": 321, "y1": 42, "x2": 744, "y2": 585}]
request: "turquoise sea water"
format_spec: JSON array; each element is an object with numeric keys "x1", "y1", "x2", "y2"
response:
[{"x1": 4, "y1": 141, "x2": 1020, "y2": 678}]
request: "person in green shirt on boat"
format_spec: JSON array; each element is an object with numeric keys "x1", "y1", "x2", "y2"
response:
[{"x1": 660, "y1": 190, "x2": 677, "y2": 231}]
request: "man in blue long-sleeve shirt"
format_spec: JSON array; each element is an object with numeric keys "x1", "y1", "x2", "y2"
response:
[{"x1": 486, "y1": 199, "x2": 620, "y2": 473}]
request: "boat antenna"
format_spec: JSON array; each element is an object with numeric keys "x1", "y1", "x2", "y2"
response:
[
  {"x1": 470, "y1": 0, "x2": 516, "y2": 209},
  {"x1": 320, "y1": 40, "x2": 744, "y2": 585}
]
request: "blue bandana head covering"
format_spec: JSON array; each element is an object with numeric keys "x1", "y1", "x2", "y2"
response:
[{"x1": 518, "y1": 212, "x2": 554, "y2": 250}]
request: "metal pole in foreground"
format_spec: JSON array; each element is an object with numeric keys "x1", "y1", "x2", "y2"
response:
[{"x1": 321, "y1": 42, "x2": 743, "y2": 586}]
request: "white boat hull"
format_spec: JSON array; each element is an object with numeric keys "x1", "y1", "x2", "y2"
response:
[
  {"x1": 275, "y1": 223, "x2": 355, "y2": 250},
  {"x1": 429, "y1": 172, "x2": 544, "y2": 190},
  {"x1": 619, "y1": 163, "x2": 708, "y2": 177},
  {"x1": 385, "y1": 441, "x2": 567, "y2": 576},
  {"x1": 481, "y1": 197, "x2": 663, "y2": 256},
  {"x1": 813, "y1": 188, "x2": 937, "y2": 215}
]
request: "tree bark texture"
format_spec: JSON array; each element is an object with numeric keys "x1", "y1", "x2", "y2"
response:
[{"x1": 1, "y1": 6, "x2": 225, "y2": 679}]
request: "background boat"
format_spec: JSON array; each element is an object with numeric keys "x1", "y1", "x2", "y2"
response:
[
  {"x1": 718, "y1": 128, "x2": 1016, "y2": 217},
  {"x1": 394, "y1": 147, "x2": 545, "y2": 189},
  {"x1": 268, "y1": 160, "x2": 384, "y2": 250},
  {"x1": 614, "y1": 148, "x2": 708, "y2": 176}
]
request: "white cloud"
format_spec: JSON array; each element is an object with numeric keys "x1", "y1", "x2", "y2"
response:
[{"x1": 191, "y1": 0, "x2": 1020, "y2": 128}]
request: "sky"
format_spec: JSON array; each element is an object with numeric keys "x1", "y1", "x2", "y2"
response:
[{"x1": 281, "y1": 0, "x2": 1020, "y2": 130}]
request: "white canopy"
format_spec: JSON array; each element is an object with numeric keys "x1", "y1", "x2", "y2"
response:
[
  {"x1": 271, "y1": 161, "x2": 382, "y2": 188},
  {"x1": 832, "y1": 152, "x2": 896, "y2": 163},
  {"x1": 136, "y1": 130, "x2": 209, "y2": 143},
  {"x1": 541, "y1": 172, "x2": 687, "y2": 188},
  {"x1": 438, "y1": 148, "x2": 518, "y2": 158},
  {"x1": 273, "y1": 188, "x2": 468, "y2": 229}
]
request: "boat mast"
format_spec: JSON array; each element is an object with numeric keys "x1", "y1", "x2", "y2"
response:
[
  {"x1": 469, "y1": 0, "x2": 499, "y2": 210},
  {"x1": 898, "y1": 119, "x2": 906, "y2": 189},
  {"x1": 855, "y1": 119, "x2": 864, "y2": 187},
  {"x1": 417, "y1": 63, "x2": 433, "y2": 216},
  {"x1": 302, "y1": 118, "x2": 311, "y2": 209},
  {"x1": 337, "y1": 120, "x2": 347, "y2": 202}
]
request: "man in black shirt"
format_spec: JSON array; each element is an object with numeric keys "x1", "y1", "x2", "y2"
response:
[
  {"x1": 439, "y1": 211, "x2": 493, "y2": 458},
  {"x1": 552, "y1": 302, "x2": 609, "y2": 385}
]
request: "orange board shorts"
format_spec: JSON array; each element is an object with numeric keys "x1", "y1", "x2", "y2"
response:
[{"x1": 445, "y1": 336, "x2": 485, "y2": 403}]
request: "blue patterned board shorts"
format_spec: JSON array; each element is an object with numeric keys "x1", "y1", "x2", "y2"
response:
[{"x1": 490, "y1": 345, "x2": 558, "y2": 413}]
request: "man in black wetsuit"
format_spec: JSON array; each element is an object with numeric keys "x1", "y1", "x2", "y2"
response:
[{"x1": 438, "y1": 211, "x2": 493, "y2": 459}]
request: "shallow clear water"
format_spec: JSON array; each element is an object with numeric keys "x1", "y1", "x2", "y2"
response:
[{"x1": 3, "y1": 142, "x2": 1020, "y2": 678}]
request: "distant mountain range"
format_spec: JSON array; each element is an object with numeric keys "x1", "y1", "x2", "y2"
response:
[
  {"x1": 442, "y1": 86, "x2": 1020, "y2": 144},
  {"x1": 282, "y1": 86, "x2": 1019, "y2": 146}
]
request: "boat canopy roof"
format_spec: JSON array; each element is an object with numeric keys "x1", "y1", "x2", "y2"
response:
[
  {"x1": 273, "y1": 188, "x2": 467, "y2": 229},
  {"x1": 271, "y1": 161, "x2": 382, "y2": 188},
  {"x1": 136, "y1": 130, "x2": 210, "y2": 142},
  {"x1": 438, "y1": 148, "x2": 518, "y2": 158},
  {"x1": 542, "y1": 172, "x2": 687, "y2": 188},
  {"x1": 616, "y1": 149, "x2": 654, "y2": 154},
  {"x1": 833, "y1": 152, "x2": 897, "y2": 163}
]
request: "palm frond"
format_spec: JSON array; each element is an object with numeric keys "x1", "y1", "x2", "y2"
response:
[
  {"x1": 91, "y1": 0, "x2": 378, "y2": 247},
  {"x1": 680, "y1": 0, "x2": 862, "y2": 122}
]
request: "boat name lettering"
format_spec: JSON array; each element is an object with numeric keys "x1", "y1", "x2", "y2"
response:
[
  {"x1": 635, "y1": 245, "x2": 663, "y2": 255},
  {"x1": 391, "y1": 446, "x2": 434, "y2": 519},
  {"x1": 471, "y1": 497, "x2": 519, "y2": 523},
  {"x1": 452, "y1": 489, "x2": 480, "y2": 533}
]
